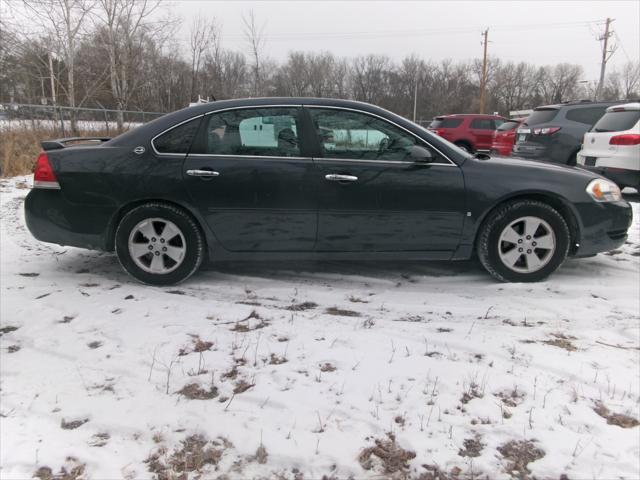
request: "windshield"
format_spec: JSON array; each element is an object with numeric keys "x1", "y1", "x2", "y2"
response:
[
  {"x1": 525, "y1": 108, "x2": 559, "y2": 125},
  {"x1": 592, "y1": 110, "x2": 640, "y2": 132},
  {"x1": 497, "y1": 120, "x2": 521, "y2": 131}
]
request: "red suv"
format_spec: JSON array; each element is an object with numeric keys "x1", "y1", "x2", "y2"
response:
[
  {"x1": 490, "y1": 119, "x2": 524, "y2": 156},
  {"x1": 429, "y1": 114, "x2": 508, "y2": 152}
]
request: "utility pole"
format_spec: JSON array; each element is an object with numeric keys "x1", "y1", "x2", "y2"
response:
[
  {"x1": 413, "y1": 74, "x2": 419, "y2": 122},
  {"x1": 479, "y1": 29, "x2": 489, "y2": 114},
  {"x1": 595, "y1": 17, "x2": 616, "y2": 101}
]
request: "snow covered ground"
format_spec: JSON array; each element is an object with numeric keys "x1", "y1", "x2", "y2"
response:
[{"x1": 1, "y1": 176, "x2": 639, "y2": 480}]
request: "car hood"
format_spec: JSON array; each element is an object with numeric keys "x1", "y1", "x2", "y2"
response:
[{"x1": 475, "y1": 155, "x2": 600, "y2": 180}]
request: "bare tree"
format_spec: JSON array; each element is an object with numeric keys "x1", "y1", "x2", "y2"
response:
[
  {"x1": 242, "y1": 10, "x2": 266, "y2": 97},
  {"x1": 22, "y1": 0, "x2": 94, "y2": 133},
  {"x1": 619, "y1": 61, "x2": 640, "y2": 99},
  {"x1": 94, "y1": 0, "x2": 166, "y2": 129},
  {"x1": 189, "y1": 16, "x2": 219, "y2": 102}
]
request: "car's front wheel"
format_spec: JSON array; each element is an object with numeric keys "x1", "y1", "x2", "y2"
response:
[
  {"x1": 115, "y1": 203, "x2": 205, "y2": 285},
  {"x1": 477, "y1": 200, "x2": 570, "y2": 282}
]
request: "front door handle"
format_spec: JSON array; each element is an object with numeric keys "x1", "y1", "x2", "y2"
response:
[
  {"x1": 325, "y1": 174, "x2": 358, "y2": 182},
  {"x1": 186, "y1": 169, "x2": 220, "y2": 178}
]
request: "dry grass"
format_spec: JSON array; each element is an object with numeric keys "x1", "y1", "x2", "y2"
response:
[
  {"x1": 497, "y1": 440, "x2": 545, "y2": 479},
  {"x1": 593, "y1": 401, "x2": 639, "y2": 428},
  {"x1": 0, "y1": 126, "x2": 111, "y2": 177},
  {"x1": 285, "y1": 301, "x2": 318, "y2": 311},
  {"x1": 177, "y1": 383, "x2": 218, "y2": 400},
  {"x1": 358, "y1": 433, "x2": 416, "y2": 478},
  {"x1": 325, "y1": 306, "x2": 361, "y2": 317},
  {"x1": 458, "y1": 434, "x2": 484, "y2": 458},
  {"x1": 34, "y1": 458, "x2": 86, "y2": 480},
  {"x1": 146, "y1": 434, "x2": 230, "y2": 477},
  {"x1": 543, "y1": 332, "x2": 577, "y2": 352},
  {"x1": 60, "y1": 418, "x2": 89, "y2": 430}
]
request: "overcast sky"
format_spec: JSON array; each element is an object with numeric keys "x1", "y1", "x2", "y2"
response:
[{"x1": 173, "y1": 0, "x2": 639, "y2": 81}]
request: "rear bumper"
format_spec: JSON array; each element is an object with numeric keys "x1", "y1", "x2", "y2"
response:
[
  {"x1": 25, "y1": 189, "x2": 113, "y2": 251},
  {"x1": 513, "y1": 141, "x2": 573, "y2": 164},
  {"x1": 573, "y1": 199, "x2": 633, "y2": 257}
]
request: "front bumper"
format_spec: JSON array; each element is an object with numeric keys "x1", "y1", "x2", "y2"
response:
[
  {"x1": 579, "y1": 165, "x2": 640, "y2": 189},
  {"x1": 573, "y1": 199, "x2": 633, "y2": 257},
  {"x1": 25, "y1": 188, "x2": 114, "y2": 251}
]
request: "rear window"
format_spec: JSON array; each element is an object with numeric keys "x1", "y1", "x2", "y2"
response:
[
  {"x1": 592, "y1": 110, "x2": 640, "y2": 132},
  {"x1": 154, "y1": 118, "x2": 202, "y2": 154},
  {"x1": 565, "y1": 106, "x2": 607, "y2": 125},
  {"x1": 430, "y1": 118, "x2": 463, "y2": 129},
  {"x1": 497, "y1": 120, "x2": 521, "y2": 131},
  {"x1": 525, "y1": 108, "x2": 558, "y2": 125}
]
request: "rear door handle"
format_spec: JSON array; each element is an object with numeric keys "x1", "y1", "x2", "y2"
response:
[
  {"x1": 325, "y1": 174, "x2": 358, "y2": 182},
  {"x1": 186, "y1": 169, "x2": 220, "y2": 178}
]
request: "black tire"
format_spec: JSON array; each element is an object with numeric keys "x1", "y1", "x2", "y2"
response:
[
  {"x1": 455, "y1": 141, "x2": 472, "y2": 153},
  {"x1": 115, "y1": 203, "x2": 205, "y2": 285},
  {"x1": 476, "y1": 200, "x2": 570, "y2": 282}
]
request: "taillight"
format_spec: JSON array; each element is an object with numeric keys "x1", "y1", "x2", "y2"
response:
[
  {"x1": 532, "y1": 127, "x2": 561, "y2": 136},
  {"x1": 609, "y1": 134, "x2": 640, "y2": 146},
  {"x1": 33, "y1": 152, "x2": 60, "y2": 189}
]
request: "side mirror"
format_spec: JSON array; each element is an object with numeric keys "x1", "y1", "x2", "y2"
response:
[{"x1": 410, "y1": 145, "x2": 434, "y2": 163}]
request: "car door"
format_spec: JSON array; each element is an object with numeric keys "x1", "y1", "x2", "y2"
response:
[
  {"x1": 469, "y1": 117, "x2": 495, "y2": 151},
  {"x1": 306, "y1": 106, "x2": 466, "y2": 253},
  {"x1": 180, "y1": 106, "x2": 318, "y2": 251}
]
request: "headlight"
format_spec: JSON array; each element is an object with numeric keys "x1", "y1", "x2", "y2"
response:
[{"x1": 586, "y1": 178, "x2": 622, "y2": 202}]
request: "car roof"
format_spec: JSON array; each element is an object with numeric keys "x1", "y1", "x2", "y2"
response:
[
  {"x1": 534, "y1": 99, "x2": 631, "y2": 110},
  {"x1": 605, "y1": 102, "x2": 640, "y2": 112},
  {"x1": 434, "y1": 113, "x2": 502, "y2": 118}
]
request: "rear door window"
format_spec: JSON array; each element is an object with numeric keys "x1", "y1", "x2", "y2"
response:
[
  {"x1": 430, "y1": 118, "x2": 463, "y2": 128},
  {"x1": 200, "y1": 107, "x2": 301, "y2": 157},
  {"x1": 525, "y1": 108, "x2": 559, "y2": 125},
  {"x1": 592, "y1": 110, "x2": 640, "y2": 132},
  {"x1": 470, "y1": 118, "x2": 494, "y2": 130},
  {"x1": 565, "y1": 107, "x2": 607, "y2": 125}
]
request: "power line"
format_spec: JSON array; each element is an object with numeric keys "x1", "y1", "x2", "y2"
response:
[{"x1": 218, "y1": 19, "x2": 603, "y2": 41}]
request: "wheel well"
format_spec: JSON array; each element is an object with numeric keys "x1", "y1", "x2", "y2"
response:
[
  {"x1": 105, "y1": 199, "x2": 208, "y2": 252},
  {"x1": 454, "y1": 140, "x2": 473, "y2": 150},
  {"x1": 475, "y1": 193, "x2": 580, "y2": 255}
]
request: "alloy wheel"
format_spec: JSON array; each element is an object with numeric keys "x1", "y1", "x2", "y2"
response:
[
  {"x1": 128, "y1": 218, "x2": 186, "y2": 274},
  {"x1": 497, "y1": 216, "x2": 556, "y2": 273}
]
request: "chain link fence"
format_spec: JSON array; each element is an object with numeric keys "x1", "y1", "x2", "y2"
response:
[{"x1": 0, "y1": 103, "x2": 166, "y2": 136}]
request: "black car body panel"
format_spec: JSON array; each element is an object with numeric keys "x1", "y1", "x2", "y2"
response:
[{"x1": 25, "y1": 97, "x2": 632, "y2": 267}]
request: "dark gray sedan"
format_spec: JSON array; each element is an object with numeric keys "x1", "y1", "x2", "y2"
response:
[{"x1": 25, "y1": 98, "x2": 632, "y2": 285}]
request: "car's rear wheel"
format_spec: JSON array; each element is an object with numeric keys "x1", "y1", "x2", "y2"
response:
[
  {"x1": 477, "y1": 200, "x2": 570, "y2": 282},
  {"x1": 115, "y1": 203, "x2": 205, "y2": 285}
]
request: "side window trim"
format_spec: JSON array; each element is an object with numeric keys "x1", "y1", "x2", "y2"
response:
[
  {"x1": 151, "y1": 114, "x2": 205, "y2": 156},
  {"x1": 304, "y1": 105, "x2": 457, "y2": 166}
]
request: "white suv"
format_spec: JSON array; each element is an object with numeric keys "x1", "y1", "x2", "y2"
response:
[{"x1": 577, "y1": 102, "x2": 640, "y2": 189}]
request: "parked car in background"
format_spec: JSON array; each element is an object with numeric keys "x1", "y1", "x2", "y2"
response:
[
  {"x1": 428, "y1": 114, "x2": 507, "y2": 153},
  {"x1": 577, "y1": 102, "x2": 640, "y2": 189},
  {"x1": 490, "y1": 119, "x2": 523, "y2": 156},
  {"x1": 513, "y1": 100, "x2": 626, "y2": 165}
]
